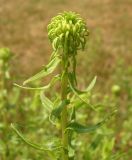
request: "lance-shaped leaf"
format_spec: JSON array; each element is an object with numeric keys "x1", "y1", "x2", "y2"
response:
[
  {"x1": 11, "y1": 123, "x2": 62, "y2": 151},
  {"x1": 66, "y1": 110, "x2": 117, "y2": 134},
  {"x1": 68, "y1": 73, "x2": 97, "y2": 94},
  {"x1": 86, "y1": 76, "x2": 97, "y2": 92},
  {"x1": 14, "y1": 74, "x2": 60, "y2": 90},
  {"x1": 39, "y1": 75, "x2": 60, "y2": 118},
  {"x1": 68, "y1": 74, "x2": 96, "y2": 110},
  {"x1": 40, "y1": 91, "x2": 53, "y2": 112},
  {"x1": 23, "y1": 56, "x2": 60, "y2": 85},
  {"x1": 66, "y1": 121, "x2": 102, "y2": 134},
  {"x1": 50, "y1": 99, "x2": 70, "y2": 119},
  {"x1": 70, "y1": 106, "x2": 76, "y2": 121},
  {"x1": 14, "y1": 83, "x2": 52, "y2": 90}
]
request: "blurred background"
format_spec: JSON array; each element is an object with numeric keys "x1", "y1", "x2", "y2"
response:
[{"x1": 0, "y1": 0, "x2": 132, "y2": 159}]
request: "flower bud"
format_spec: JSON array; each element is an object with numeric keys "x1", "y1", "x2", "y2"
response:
[
  {"x1": 111, "y1": 85, "x2": 121, "y2": 96},
  {"x1": 0, "y1": 48, "x2": 12, "y2": 61},
  {"x1": 47, "y1": 11, "x2": 89, "y2": 56}
]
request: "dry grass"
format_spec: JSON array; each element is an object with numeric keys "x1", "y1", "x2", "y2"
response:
[{"x1": 0, "y1": 0, "x2": 131, "y2": 85}]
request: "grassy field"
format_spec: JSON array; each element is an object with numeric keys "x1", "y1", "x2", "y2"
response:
[
  {"x1": 0, "y1": 0, "x2": 132, "y2": 159},
  {"x1": 0, "y1": 0, "x2": 131, "y2": 76}
]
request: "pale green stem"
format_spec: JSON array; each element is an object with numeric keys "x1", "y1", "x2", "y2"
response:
[
  {"x1": 0, "y1": 61, "x2": 9, "y2": 159},
  {"x1": 61, "y1": 57, "x2": 69, "y2": 160}
]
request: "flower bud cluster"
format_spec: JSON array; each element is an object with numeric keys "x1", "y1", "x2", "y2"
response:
[
  {"x1": 0, "y1": 48, "x2": 12, "y2": 62},
  {"x1": 47, "y1": 11, "x2": 89, "y2": 56}
]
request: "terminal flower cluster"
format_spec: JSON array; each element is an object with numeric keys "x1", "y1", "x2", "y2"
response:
[{"x1": 47, "y1": 11, "x2": 89, "y2": 56}]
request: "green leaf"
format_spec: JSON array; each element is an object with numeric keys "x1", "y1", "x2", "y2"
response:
[
  {"x1": 23, "y1": 56, "x2": 60, "y2": 85},
  {"x1": 66, "y1": 110, "x2": 117, "y2": 134},
  {"x1": 51, "y1": 99, "x2": 70, "y2": 119},
  {"x1": 14, "y1": 83, "x2": 51, "y2": 90},
  {"x1": 68, "y1": 73, "x2": 97, "y2": 94},
  {"x1": 86, "y1": 76, "x2": 97, "y2": 92},
  {"x1": 68, "y1": 73, "x2": 85, "y2": 94},
  {"x1": 70, "y1": 85, "x2": 96, "y2": 111},
  {"x1": 14, "y1": 74, "x2": 60, "y2": 90},
  {"x1": 66, "y1": 122, "x2": 102, "y2": 133},
  {"x1": 11, "y1": 123, "x2": 62, "y2": 151},
  {"x1": 40, "y1": 91, "x2": 53, "y2": 112},
  {"x1": 90, "y1": 134, "x2": 103, "y2": 150},
  {"x1": 68, "y1": 73, "x2": 96, "y2": 111},
  {"x1": 70, "y1": 106, "x2": 76, "y2": 121}
]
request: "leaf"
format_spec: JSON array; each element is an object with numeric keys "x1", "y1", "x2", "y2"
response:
[
  {"x1": 14, "y1": 74, "x2": 60, "y2": 90},
  {"x1": 69, "y1": 82, "x2": 95, "y2": 111},
  {"x1": 68, "y1": 73, "x2": 85, "y2": 94},
  {"x1": 66, "y1": 122, "x2": 102, "y2": 133},
  {"x1": 68, "y1": 73, "x2": 96, "y2": 110},
  {"x1": 11, "y1": 123, "x2": 62, "y2": 151},
  {"x1": 40, "y1": 91, "x2": 53, "y2": 112},
  {"x1": 23, "y1": 56, "x2": 60, "y2": 85},
  {"x1": 66, "y1": 110, "x2": 117, "y2": 134},
  {"x1": 14, "y1": 83, "x2": 51, "y2": 90},
  {"x1": 70, "y1": 107, "x2": 76, "y2": 121},
  {"x1": 68, "y1": 73, "x2": 97, "y2": 94},
  {"x1": 86, "y1": 76, "x2": 97, "y2": 92},
  {"x1": 51, "y1": 99, "x2": 70, "y2": 119},
  {"x1": 90, "y1": 134, "x2": 103, "y2": 150}
]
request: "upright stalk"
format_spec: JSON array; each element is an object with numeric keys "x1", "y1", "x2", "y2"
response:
[
  {"x1": 61, "y1": 56, "x2": 69, "y2": 160},
  {"x1": 47, "y1": 12, "x2": 88, "y2": 159},
  {"x1": 0, "y1": 48, "x2": 11, "y2": 159},
  {"x1": 11, "y1": 11, "x2": 91, "y2": 160}
]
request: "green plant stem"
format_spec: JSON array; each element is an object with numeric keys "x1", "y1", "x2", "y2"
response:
[
  {"x1": 61, "y1": 59, "x2": 69, "y2": 160},
  {"x1": 1, "y1": 61, "x2": 9, "y2": 159}
]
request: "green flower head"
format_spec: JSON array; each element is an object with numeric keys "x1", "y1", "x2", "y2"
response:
[
  {"x1": 0, "y1": 48, "x2": 12, "y2": 61},
  {"x1": 47, "y1": 11, "x2": 89, "y2": 56}
]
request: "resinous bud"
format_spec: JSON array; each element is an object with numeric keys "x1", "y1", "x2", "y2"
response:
[
  {"x1": 111, "y1": 85, "x2": 121, "y2": 96},
  {"x1": 0, "y1": 48, "x2": 12, "y2": 61},
  {"x1": 47, "y1": 11, "x2": 89, "y2": 56}
]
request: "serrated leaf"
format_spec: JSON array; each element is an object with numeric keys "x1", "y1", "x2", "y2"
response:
[
  {"x1": 23, "y1": 56, "x2": 60, "y2": 85},
  {"x1": 11, "y1": 123, "x2": 62, "y2": 151},
  {"x1": 66, "y1": 110, "x2": 117, "y2": 134}
]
